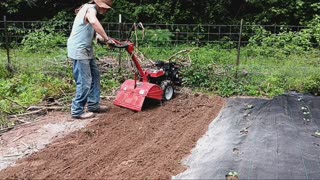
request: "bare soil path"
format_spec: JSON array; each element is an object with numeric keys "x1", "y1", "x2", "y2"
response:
[{"x1": 0, "y1": 93, "x2": 224, "y2": 179}]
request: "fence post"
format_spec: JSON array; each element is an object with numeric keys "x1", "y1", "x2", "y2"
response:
[
  {"x1": 4, "y1": 15, "x2": 13, "y2": 73},
  {"x1": 235, "y1": 19, "x2": 243, "y2": 79},
  {"x1": 118, "y1": 14, "x2": 122, "y2": 72},
  {"x1": 3, "y1": 15, "x2": 13, "y2": 73},
  {"x1": 118, "y1": 14, "x2": 122, "y2": 39},
  {"x1": 197, "y1": 24, "x2": 200, "y2": 46}
]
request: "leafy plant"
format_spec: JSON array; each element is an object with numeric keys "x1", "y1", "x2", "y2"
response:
[
  {"x1": 139, "y1": 29, "x2": 174, "y2": 46},
  {"x1": 21, "y1": 30, "x2": 67, "y2": 52},
  {"x1": 248, "y1": 25, "x2": 314, "y2": 55},
  {"x1": 0, "y1": 72, "x2": 73, "y2": 114},
  {"x1": 0, "y1": 64, "x2": 12, "y2": 79},
  {"x1": 20, "y1": 11, "x2": 70, "y2": 52},
  {"x1": 305, "y1": 15, "x2": 320, "y2": 46}
]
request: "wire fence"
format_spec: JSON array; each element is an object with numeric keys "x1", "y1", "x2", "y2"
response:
[
  {"x1": 0, "y1": 20, "x2": 317, "y2": 47},
  {"x1": 0, "y1": 18, "x2": 319, "y2": 82}
]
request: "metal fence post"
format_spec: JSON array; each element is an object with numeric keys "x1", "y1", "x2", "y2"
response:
[
  {"x1": 235, "y1": 19, "x2": 243, "y2": 79},
  {"x1": 118, "y1": 14, "x2": 122, "y2": 39},
  {"x1": 118, "y1": 14, "x2": 122, "y2": 72},
  {"x1": 4, "y1": 15, "x2": 13, "y2": 73}
]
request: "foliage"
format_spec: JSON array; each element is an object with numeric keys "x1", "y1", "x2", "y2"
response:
[
  {"x1": 0, "y1": 72, "x2": 73, "y2": 114},
  {"x1": 138, "y1": 29, "x2": 174, "y2": 47},
  {"x1": 305, "y1": 15, "x2": 320, "y2": 45},
  {"x1": 20, "y1": 12, "x2": 70, "y2": 52},
  {"x1": 302, "y1": 75, "x2": 320, "y2": 95},
  {"x1": 182, "y1": 60, "x2": 247, "y2": 97},
  {"x1": 42, "y1": 11, "x2": 73, "y2": 31},
  {"x1": 21, "y1": 31, "x2": 66, "y2": 52},
  {"x1": 100, "y1": 70, "x2": 122, "y2": 93},
  {"x1": 247, "y1": 24, "x2": 315, "y2": 55},
  {"x1": 176, "y1": 42, "x2": 320, "y2": 98},
  {"x1": 0, "y1": 64, "x2": 11, "y2": 79},
  {"x1": 2, "y1": 0, "x2": 318, "y2": 26},
  {"x1": 100, "y1": 0, "x2": 137, "y2": 23},
  {"x1": 0, "y1": 0, "x2": 37, "y2": 14},
  {"x1": 244, "y1": 0, "x2": 320, "y2": 25},
  {"x1": 0, "y1": 113, "x2": 14, "y2": 129},
  {"x1": 125, "y1": 1, "x2": 231, "y2": 24}
]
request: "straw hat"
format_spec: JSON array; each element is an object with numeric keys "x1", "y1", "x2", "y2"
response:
[{"x1": 94, "y1": 0, "x2": 112, "y2": 9}]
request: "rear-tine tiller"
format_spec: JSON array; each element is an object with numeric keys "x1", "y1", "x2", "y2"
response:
[{"x1": 107, "y1": 38, "x2": 182, "y2": 112}]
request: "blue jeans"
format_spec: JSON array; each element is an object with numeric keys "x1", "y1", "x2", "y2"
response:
[{"x1": 71, "y1": 59, "x2": 101, "y2": 117}]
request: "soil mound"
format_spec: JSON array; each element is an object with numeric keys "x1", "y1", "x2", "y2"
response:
[{"x1": 0, "y1": 93, "x2": 224, "y2": 179}]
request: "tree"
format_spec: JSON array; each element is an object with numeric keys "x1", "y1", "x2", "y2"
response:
[
  {"x1": 0, "y1": 0, "x2": 319, "y2": 25},
  {"x1": 243, "y1": 0, "x2": 320, "y2": 25}
]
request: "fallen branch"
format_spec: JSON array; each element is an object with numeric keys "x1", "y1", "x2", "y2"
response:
[
  {"x1": 167, "y1": 48, "x2": 197, "y2": 66},
  {"x1": 134, "y1": 50, "x2": 155, "y2": 66},
  {"x1": 11, "y1": 135, "x2": 23, "y2": 142},
  {"x1": 20, "y1": 141, "x2": 30, "y2": 149},
  {"x1": 0, "y1": 127, "x2": 14, "y2": 135},
  {"x1": 46, "y1": 101, "x2": 64, "y2": 107},
  {"x1": 101, "y1": 96, "x2": 116, "y2": 100},
  {"x1": 59, "y1": 88, "x2": 67, "y2": 97},
  {"x1": 3, "y1": 154, "x2": 24, "y2": 158},
  {"x1": 8, "y1": 109, "x2": 47, "y2": 118},
  {"x1": 27, "y1": 106, "x2": 65, "y2": 111},
  {"x1": 14, "y1": 118, "x2": 29, "y2": 124}
]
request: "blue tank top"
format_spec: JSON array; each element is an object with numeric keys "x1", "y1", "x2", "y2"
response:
[{"x1": 67, "y1": 4, "x2": 97, "y2": 60}]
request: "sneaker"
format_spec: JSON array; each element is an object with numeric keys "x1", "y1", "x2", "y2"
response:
[
  {"x1": 88, "y1": 105, "x2": 109, "y2": 113},
  {"x1": 72, "y1": 112, "x2": 96, "y2": 119}
]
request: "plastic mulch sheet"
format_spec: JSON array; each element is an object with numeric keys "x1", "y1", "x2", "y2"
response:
[{"x1": 174, "y1": 92, "x2": 320, "y2": 179}]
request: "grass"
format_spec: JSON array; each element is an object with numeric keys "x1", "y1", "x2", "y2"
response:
[
  {"x1": 239, "y1": 48, "x2": 320, "y2": 96},
  {"x1": 134, "y1": 45, "x2": 320, "y2": 97},
  {"x1": 0, "y1": 45, "x2": 319, "y2": 128}
]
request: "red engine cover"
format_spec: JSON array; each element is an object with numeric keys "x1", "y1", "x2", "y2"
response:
[{"x1": 145, "y1": 69, "x2": 165, "y2": 78}]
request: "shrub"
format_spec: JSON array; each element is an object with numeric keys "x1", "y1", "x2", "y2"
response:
[
  {"x1": 21, "y1": 30, "x2": 67, "y2": 52},
  {"x1": 248, "y1": 25, "x2": 314, "y2": 55},
  {"x1": 21, "y1": 11, "x2": 70, "y2": 52},
  {"x1": 0, "y1": 72, "x2": 73, "y2": 114},
  {"x1": 138, "y1": 29, "x2": 174, "y2": 46},
  {"x1": 305, "y1": 15, "x2": 320, "y2": 46}
]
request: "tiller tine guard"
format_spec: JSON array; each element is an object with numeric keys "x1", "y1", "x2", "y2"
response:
[
  {"x1": 114, "y1": 80, "x2": 163, "y2": 112},
  {"x1": 110, "y1": 39, "x2": 164, "y2": 111}
]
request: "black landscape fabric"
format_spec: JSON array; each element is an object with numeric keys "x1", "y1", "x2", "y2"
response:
[{"x1": 174, "y1": 92, "x2": 320, "y2": 179}]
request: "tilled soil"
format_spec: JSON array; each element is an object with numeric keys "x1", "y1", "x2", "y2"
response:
[{"x1": 0, "y1": 93, "x2": 224, "y2": 179}]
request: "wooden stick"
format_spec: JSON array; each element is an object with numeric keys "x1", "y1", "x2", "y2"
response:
[
  {"x1": 167, "y1": 48, "x2": 197, "y2": 62},
  {"x1": 20, "y1": 141, "x2": 30, "y2": 149},
  {"x1": 3, "y1": 154, "x2": 24, "y2": 158},
  {"x1": 8, "y1": 109, "x2": 46, "y2": 118},
  {"x1": 11, "y1": 135, "x2": 23, "y2": 142}
]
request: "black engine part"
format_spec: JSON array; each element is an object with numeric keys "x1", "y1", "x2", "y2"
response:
[{"x1": 149, "y1": 61, "x2": 182, "y2": 86}]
